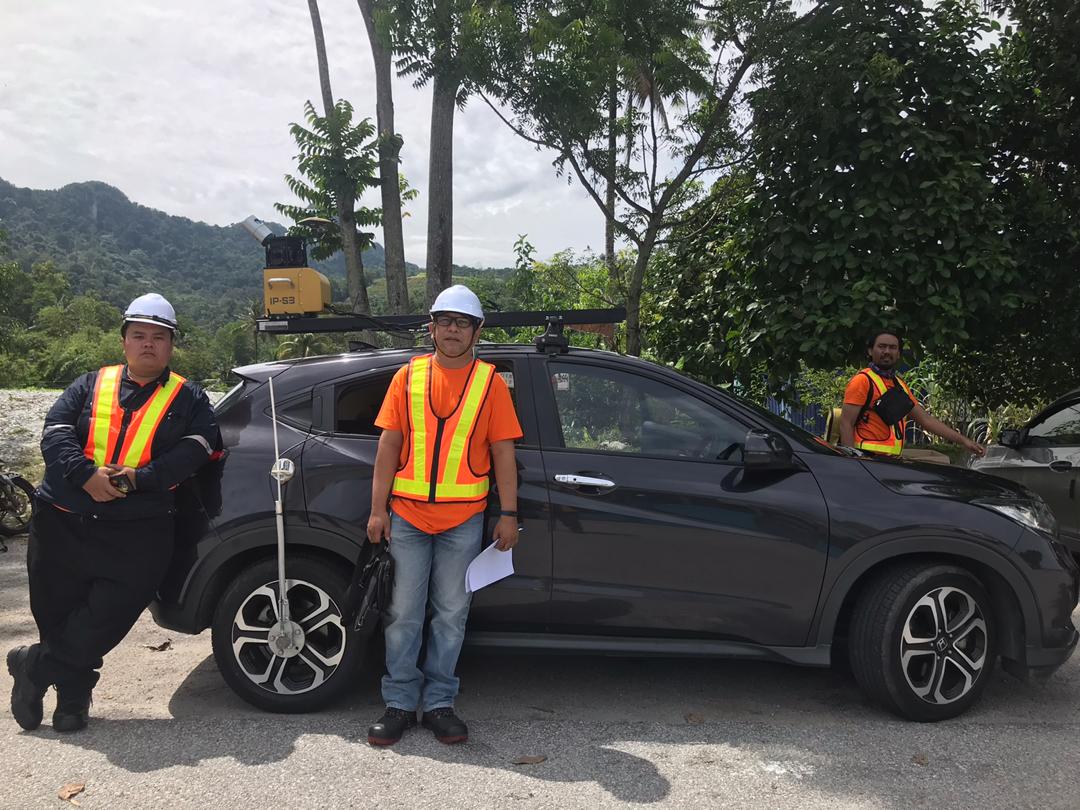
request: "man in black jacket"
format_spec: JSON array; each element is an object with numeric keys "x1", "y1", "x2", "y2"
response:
[{"x1": 7, "y1": 293, "x2": 219, "y2": 732}]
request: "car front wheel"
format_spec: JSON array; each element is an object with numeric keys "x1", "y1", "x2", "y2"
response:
[
  {"x1": 849, "y1": 562, "x2": 994, "y2": 722},
  {"x1": 211, "y1": 555, "x2": 370, "y2": 713}
]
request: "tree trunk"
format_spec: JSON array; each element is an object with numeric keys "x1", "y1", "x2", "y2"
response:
[
  {"x1": 425, "y1": 70, "x2": 458, "y2": 308},
  {"x1": 307, "y1": 0, "x2": 335, "y2": 114},
  {"x1": 339, "y1": 202, "x2": 371, "y2": 314},
  {"x1": 625, "y1": 219, "x2": 661, "y2": 357},
  {"x1": 605, "y1": 70, "x2": 618, "y2": 284},
  {"x1": 358, "y1": 0, "x2": 409, "y2": 319}
]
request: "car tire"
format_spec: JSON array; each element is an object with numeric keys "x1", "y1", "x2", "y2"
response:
[
  {"x1": 849, "y1": 562, "x2": 995, "y2": 722},
  {"x1": 211, "y1": 555, "x2": 371, "y2": 713}
]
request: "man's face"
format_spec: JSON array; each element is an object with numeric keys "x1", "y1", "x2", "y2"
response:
[
  {"x1": 123, "y1": 322, "x2": 174, "y2": 378},
  {"x1": 869, "y1": 333, "x2": 901, "y2": 370},
  {"x1": 429, "y1": 311, "x2": 479, "y2": 355}
]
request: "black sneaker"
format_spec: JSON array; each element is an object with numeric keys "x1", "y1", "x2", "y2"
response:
[
  {"x1": 53, "y1": 689, "x2": 91, "y2": 733},
  {"x1": 367, "y1": 707, "x2": 416, "y2": 746},
  {"x1": 421, "y1": 707, "x2": 468, "y2": 744},
  {"x1": 7, "y1": 646, "x2": 47, "y2": 731}
]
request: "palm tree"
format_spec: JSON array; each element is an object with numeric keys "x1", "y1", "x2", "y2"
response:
[{"x1": 276, "y1": 333, "x2": 332, "y2": 360}]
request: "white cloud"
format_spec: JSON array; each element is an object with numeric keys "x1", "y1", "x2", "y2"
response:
[{"x1": 0, "y1": 0, "x2": 603, "y2": 266}]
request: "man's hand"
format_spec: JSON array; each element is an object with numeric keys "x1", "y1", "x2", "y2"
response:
[
  {"x1": 367, "y1": 509, "x2": 391, "y2": 544},
  {"x1": 961, "y1": 437, "x2": 987, "y2": 458},
  {"x1": 492, "y1": 515, "x2": 519, "y2": 551},
  {"x1": 82, "y1": 467, "x2": 127, "y2": 502}
]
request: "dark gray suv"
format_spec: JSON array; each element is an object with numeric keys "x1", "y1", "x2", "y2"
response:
[{"x1": 150, "y1": 344, "x2": 1079, "y2": 723}]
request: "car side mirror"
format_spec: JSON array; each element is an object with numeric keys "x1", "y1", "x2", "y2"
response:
[
  {"x1": 998, "y1": 428, "x2": 1023, "y2": 448},
  {"x1": 743, "y1": 429, "x2": 797, "y2": 471}
]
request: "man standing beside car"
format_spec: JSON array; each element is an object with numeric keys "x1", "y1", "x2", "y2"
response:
[
  {"x1": 366, "y1": 284, "x2": 522, "y2": 746},
  {"x1": 839, "y1": 329, "x2": 985, "y2": 459},
  {"x1": 7, "y1": 293, "x2": 219, "y2": 733}
]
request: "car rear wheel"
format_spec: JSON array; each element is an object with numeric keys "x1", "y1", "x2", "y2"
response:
[
  {"x1": 211, "y1": 555, "x2": 370, "y2": 713},
  {"x1": 849, "y1": 562, "x2": 994, "y2": 722}
]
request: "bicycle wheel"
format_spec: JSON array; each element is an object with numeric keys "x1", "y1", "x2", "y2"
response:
[{"x1": 0, "y1": 476, "x2": 36, "y2": 536}]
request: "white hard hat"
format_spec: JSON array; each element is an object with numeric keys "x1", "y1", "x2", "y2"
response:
[
  {"x1": 124, "y1": 293, "x2": 178, "y2": 332},
  {"x1": 430, "y1": 285, "x2": 484, "y2": 322}
]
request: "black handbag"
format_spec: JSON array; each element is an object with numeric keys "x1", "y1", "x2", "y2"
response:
[
  {"x1": 344, "y1": 541, "x2": 395, "y2": 635},
  {"x1": 871, "y1": 383, "x2": 915, "y2": 426}
]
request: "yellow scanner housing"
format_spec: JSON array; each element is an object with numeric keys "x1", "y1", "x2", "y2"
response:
[{"x1": 263, "y1": 267, "x2": 331, "y2": 316}]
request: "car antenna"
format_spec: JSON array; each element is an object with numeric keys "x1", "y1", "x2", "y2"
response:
[{"x1": 266, "y1": 375, "x2": 304, "y2": 661}]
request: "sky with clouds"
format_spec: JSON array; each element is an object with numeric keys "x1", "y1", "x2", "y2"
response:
[{"x1": 0, "y1": 0, "x2": 604, "y2": 266}]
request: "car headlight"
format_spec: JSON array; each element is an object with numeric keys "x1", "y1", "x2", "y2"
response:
[{"x1": 974, "y1": 496, "x2": 1058, "y2": 537}]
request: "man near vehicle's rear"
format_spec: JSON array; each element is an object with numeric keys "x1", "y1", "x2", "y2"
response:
[
  {"x1": 365, "y1": 285, "x2": 522, "y2": 746},
  {"x1": 7, "y1": 294, "x2": 220, "y2": 734}
]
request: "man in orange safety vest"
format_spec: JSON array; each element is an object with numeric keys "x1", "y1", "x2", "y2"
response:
[
  {"x1": 839, "y1": 329, "x2": 985, "y2": 459},
  {"x1": 366, "y1": 285, "x2": 522, "y2": 747},
  {"x1": 8, "y1": 293, "x2": 219, "y2": 734}
]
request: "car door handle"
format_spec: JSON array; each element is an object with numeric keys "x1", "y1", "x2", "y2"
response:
[
  {"x1": 554, "y1": 474, "x2": 615, "y2": 489},
  {"x1": 1049, "y1": 460, "x2": 1073, "y2": 473}
]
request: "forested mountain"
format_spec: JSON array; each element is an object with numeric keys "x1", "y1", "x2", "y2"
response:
[{"x1": 0, "y1": 177, "x2": 425, "y2": 329}]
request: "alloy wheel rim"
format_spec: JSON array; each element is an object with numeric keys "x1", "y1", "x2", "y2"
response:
[
  {"x1": 900, "y1": 585, "x2": 987, "y2": 705},
  {"x1": 231, "y1": 578, "x2": 346, "y2": 695}
]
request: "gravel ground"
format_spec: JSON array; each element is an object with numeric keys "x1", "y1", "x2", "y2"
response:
[{"x1": 0, "y1": 389, "x2": 62, "y2": 483}]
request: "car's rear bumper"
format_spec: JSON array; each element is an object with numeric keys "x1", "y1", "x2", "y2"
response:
[{"x1": 149, "y1": 598, "x2": 200, "y2": 635}]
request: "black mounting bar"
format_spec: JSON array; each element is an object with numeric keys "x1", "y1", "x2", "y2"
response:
[{"x1": 256, "y1": 308, "x2": 626, "y2": 335}]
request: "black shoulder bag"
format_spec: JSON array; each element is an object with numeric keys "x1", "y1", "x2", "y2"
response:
[
  {"x1": 859, "y1": 372, "x2": 915, "y2": 432},
  {"x1": 344, "y1": 540, "x2": 395, "y2": 635}
]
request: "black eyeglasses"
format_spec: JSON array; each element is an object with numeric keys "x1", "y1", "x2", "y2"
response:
[{"x1": 433, "y1": 315, "x2": 477, "y2": 329}]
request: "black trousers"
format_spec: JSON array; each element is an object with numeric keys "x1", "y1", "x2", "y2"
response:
[{"x1": 26, "y1": 503, "x2": 174, "y2": 693}]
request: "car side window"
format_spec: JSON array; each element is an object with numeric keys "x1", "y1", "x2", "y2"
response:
[
  {"x1": 548, "y1": 362, "x2": 746, "y2": 461},
  {"x1": 1028, "y1": 403, "x2": 1080, "y2": 446},
  {"x1": 334, "y1": 373, "x2": 394, "y2": 436}
]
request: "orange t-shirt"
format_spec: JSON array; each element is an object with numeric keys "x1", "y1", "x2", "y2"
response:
[
  {"x1": 844, "y1": 371, "x2": 903, "y2": 444},
  {"x1": 375, "y1": 356, "x2": 523, "y2": 534}
]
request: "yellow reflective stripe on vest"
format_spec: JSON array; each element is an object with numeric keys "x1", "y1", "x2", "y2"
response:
[
  {"x1": 118, "y1": 373, "x2": 184, "y2": 468},
  {"x1": 441, "y1": 362, "x2": 493, "y2": 494},
  {"x1": 89, "y1": 365, "x2": 123, "y2": 466},
  {"x1": 862, "y1": 368, "x2": 889, "y2": 397},
  {"x1": 408, "y1": 356, "x2": 430, "y2": 482},
  {"x1": 856, "y1": 439, "x2": 903, "y2": 455}
]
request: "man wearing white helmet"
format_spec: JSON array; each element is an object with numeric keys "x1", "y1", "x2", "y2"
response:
[
  {"x1": 7, "y1": 293, "x2": 219, "y2": 733},
  {"x1": 365, "y1": 284, "x2": 522, "y2": 746}
]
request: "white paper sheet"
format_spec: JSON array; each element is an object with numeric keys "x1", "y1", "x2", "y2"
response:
[{"x1": 465, "y1": 544, "x2": 514, "y2": 593}]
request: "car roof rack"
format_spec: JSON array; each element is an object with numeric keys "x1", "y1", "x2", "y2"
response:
[{"x1": 256, "y1": 308, "x2": 626, "y2": 355}]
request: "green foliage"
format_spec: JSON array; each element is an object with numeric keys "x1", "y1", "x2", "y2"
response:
[
  {"x1": 656, "y1": 0, "x2": 1062, "y2": 402},
  {"x1": 274, "y1": 100, "x2": 382, "y2": 261},
  {"x1": 934, "y1": 0, "x2": 1080, "y2": 406},
  {"x1": 276, "y1": 333, "x2": 336, "y2": 360}
]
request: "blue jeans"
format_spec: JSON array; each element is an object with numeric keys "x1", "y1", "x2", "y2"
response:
[{"x1": 381, "y1": 512, "x2": 483, "y2": 711}]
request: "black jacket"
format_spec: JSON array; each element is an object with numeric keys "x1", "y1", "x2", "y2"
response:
[{"x1": 37, "y1": 365, "x2": 220, "y2": 520}]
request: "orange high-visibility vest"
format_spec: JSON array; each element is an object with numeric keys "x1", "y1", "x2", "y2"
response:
[
  {"x1": 854, "y1": 368, "x2": 915, "y2": 457},
  {"x1": 84, "y1": 365, "x2": 186, "y2": 468},
  {"x1": 392, "y1": 355, "x2": 496, "y2": 503}
]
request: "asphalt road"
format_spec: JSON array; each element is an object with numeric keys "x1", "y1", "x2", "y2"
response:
[{"x1": 2, "y1": 534, "x2": 1079, "y2": 810}]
